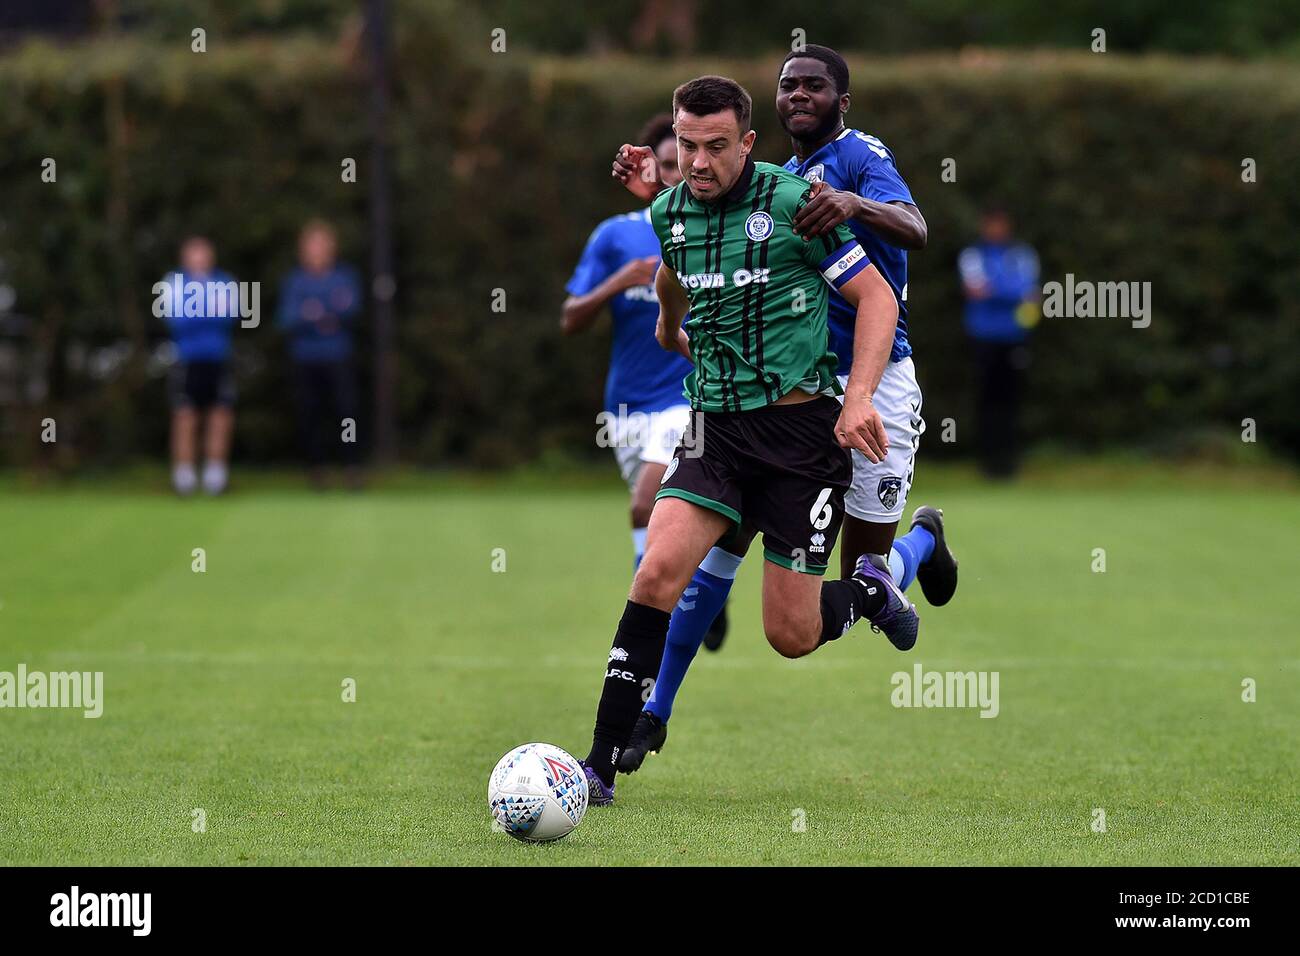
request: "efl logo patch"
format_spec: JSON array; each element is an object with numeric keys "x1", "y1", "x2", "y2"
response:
[
  {"x1": 745, "y1": 211, "x2": 774, "y2": 242},
  {"x1": 877, "y1": 476, "x2": 902, "y2": 511},
  {"x1": 803, "y1": 164, "x2": 825, "y2": 184}
]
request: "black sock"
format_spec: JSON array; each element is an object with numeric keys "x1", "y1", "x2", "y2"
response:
[
  {"x1": 819, "y1": 576, "x2": 885, "y2": 645},
  {"x1": 586, "y1": 600, "x2": 671, "y2": 786}
]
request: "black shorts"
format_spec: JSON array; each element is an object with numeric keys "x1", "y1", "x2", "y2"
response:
[
  {"x1": 169, "y1": 360, "x2": 235, "y2": 410},
  {"x1": 655, "y1": 395, "x2": 851, "y2": 576}
]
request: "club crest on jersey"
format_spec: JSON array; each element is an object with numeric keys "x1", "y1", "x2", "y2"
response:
[
  {"x1": 877, "y1": 477, "x2": 902, "y2": 511},
  {"x1": 745, "y1": 211, "x2": 774, "y2": 242},
  {"x1": 803, "y1": 164, "x2": 825, "y2": 184},
  {"x1": 670, "y1": 221, "x2": 686, "y2": 244}
]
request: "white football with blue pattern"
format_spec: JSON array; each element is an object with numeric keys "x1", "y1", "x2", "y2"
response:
[{"x1": 488, "y1": 742, "x2": 588, "y2": 842}]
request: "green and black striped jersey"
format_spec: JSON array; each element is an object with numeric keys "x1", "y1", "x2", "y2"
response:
[{"x1": 650, "y1": 159, "x2": 871, "y2": 412}]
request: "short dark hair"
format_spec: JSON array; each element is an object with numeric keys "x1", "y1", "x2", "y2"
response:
[
  {"x1": 671, "y1": 75, "x2": 752, "y2": 132},
  {"x1": 780, "y1": 44, "x2": 850, "y2": 96},
  {"x1": 637, "y1": 112, "x2": 676, "y2": 151}
]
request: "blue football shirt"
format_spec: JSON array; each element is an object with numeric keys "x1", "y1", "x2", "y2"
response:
[
  {"x1": 566, "y1": 209, "x2": 693, "y2": 415},
  {"x1": 160, "y1": 268, "x2": 239, "y2": 363},
  {"x1": 785, "y1": 128, "x2": 915, "y2": 373}
]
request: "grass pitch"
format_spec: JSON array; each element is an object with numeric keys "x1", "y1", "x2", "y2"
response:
[{"x1": 1, "y1": 465, "x2": 1297, "y2": 865}]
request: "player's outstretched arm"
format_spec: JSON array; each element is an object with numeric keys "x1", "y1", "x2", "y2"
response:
[
  {"x1": 859, "y1": 199, "x2": 927, "y2": 250},
  {"x1": 560, "y1": 255, "x2": 659, "y2": 335},
  {"x1": 834, "y1": 262, "x2": 899, "y2": 463},
  {"x1": 653, "y1": 262, "x2": 691, "y2": 361},
  {"x1": 793, "y1": 181, "x2": 928, "y2": 250}
]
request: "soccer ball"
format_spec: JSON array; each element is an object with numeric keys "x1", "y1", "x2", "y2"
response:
[{"x1": 488, "y1": 742, "x2": 588, "y2": 842}]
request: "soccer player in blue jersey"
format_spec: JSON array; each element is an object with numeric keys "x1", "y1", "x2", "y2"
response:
[
  {"x1": 162, "y1": 236, "x2": 239, "y2": 496},
  {"x1": 563, "y1": 114, "x2": 729, "y2": 648},
  {"x1": 611, "y1": 46, "x2": 959, "y2": 774}
]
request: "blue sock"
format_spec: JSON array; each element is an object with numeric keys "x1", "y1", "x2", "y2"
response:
[
  {"x1": 632, "y1": 527, "x2": 647, "y2": 571},
  {"x1": 888, "y1": 524, "x2": 935, "y2": 591},
  {"x1": 645, "y1": 547, "x2": 741, "y2": 721}
]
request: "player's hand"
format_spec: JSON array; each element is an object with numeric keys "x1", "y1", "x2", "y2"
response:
[
  {"x1": 611, "y1": 255, "x2": 660, "y2": 292},
  {"x1": 835, "y1": 393, "x2": 889, "y2": 463},
  {"x1": 612, "y1": 144, "x2": 664, "y2": 202},
  {"x1": 793, "y1": 181, "x2": 860, "y2": 239}
]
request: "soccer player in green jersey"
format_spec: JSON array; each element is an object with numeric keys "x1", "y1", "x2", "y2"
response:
[{"x1": 580, "y1": 76, "x2": 919, "y2": 802}]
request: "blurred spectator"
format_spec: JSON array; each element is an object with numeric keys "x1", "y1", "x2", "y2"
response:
[
  {"x1": 958, "y1": 208, "x2": 1040, "y2": 479},
  {"x1": 277, "y1": 220, "x2": 363, "y2": 488},
  {"x1": 163, "y1": 236, "x2": 238, "y2": 495}
]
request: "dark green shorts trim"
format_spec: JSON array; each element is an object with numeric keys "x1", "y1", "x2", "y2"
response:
[
  {"x1": 654, "y1": 488, "x2": 741, "y2": 526},
  {"x1": 763, "y1": 545, "x2": 829, "y2": 576}
]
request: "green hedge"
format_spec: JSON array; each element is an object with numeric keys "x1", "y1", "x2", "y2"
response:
[{"x1": 1, "y1": 17, "x2": 1297, "y2": 467}]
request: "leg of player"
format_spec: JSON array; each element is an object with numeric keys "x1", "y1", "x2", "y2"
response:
[
  {"x1": 171, "y1": 405, "x2": 199, "y2": 496},
  {"x1": 619, "y1": 523, "x2": 756, "y2": 774},
  {"x1": 904, "y1": 506, "x2": 958, "y2": 606},
  {"x1": 628, "y1": 461, "x2": 664, "y2": 570},
  {"x1": 837, "y1": 514, "x2": 897, "y2": 579},
  {"x1": 582, "y1": 497, "x2": 731, "y2": 803},
  {"x1": 837, "y1": 359, "x2": 958, "y2": 604},
  {"x1": 760, "y1": 551, "x2": 917, "y2": 657},
  {"x1": 838, "y1": 512, "x2": 957, "y2": 605},
  {"x1": 202, "y1": 405, "x2": 234, "y2": 496}
]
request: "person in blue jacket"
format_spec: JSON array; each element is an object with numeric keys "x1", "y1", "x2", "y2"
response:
[
  {"x1": 958, "y1": 208, "x2": 1040, "y2": 478},
  {"x1": 162, "y1": 236, "x2": 239, "y2": 496},
  {"x1": 277, "y1": 220, "x2": 364, "y2": 487}
]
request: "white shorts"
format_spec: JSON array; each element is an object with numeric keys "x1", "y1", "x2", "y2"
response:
[
  {"x1": 837, "y1": 357, "x2": 924, "y2": 521},
  {"x1": 610, "y1": 403, "x2": 692, "y2": 491}
]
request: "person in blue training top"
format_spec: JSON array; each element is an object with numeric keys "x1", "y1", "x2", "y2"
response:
[
  {"x1": 162, "y1": 235, "x2": 239, "y2": 496},
  {"x1": 610, "y1": 46, "x2": 960, "y2": 780},
  {"x1": 563, "y1": 113, "x2": 731, "y2": 651},
  {"x1": 958, "y1": 207, "x2": 1041, "y2": 479},
  {"x1": 277, "y1": 220, "x2": 364, "y2": 488}
]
